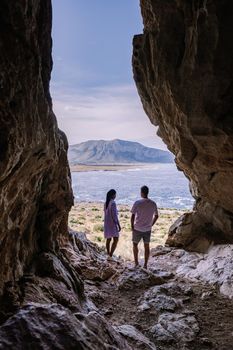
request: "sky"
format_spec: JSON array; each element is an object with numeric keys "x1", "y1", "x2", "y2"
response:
[{"x1": 51, "y1": 0, "x2": 167, "y2": 149}]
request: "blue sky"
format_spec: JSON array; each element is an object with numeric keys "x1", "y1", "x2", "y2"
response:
[{"x1": 51, "y1": 0, "x2": 166, "y2": 149}]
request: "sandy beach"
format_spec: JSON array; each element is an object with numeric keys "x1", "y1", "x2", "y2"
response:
[{"x1": 69, "y1": 202, "x2": 185, "y2": 260}]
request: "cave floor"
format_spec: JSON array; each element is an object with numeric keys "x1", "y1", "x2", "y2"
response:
[
  {"x1": 1, "y1": 236, "x2": 233, "y2": 349},
  {"x1": 84, "y1": 252, "x2": 233, "y2": 350}
]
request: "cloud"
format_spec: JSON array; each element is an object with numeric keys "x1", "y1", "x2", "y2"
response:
[{"x1": 51, "y1": 83, "x2": 167, "y2": 150}]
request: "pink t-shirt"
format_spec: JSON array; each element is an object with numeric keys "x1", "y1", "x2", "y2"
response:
[{"x1": 131, "y1": 198, "x2": 158, "y2": 232}]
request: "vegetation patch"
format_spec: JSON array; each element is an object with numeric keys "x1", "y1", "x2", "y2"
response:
[{"x1": 69, "y1": 203, "x2": 184, "y2": 260}]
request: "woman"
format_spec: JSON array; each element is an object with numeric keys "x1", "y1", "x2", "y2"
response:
[{"x1": 104, "y1": 189, "x2": 121, "y2": 257}]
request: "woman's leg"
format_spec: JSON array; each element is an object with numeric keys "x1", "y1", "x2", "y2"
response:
[
  {"x1": 106, "y1": 238, "x2": 111, "y2": 255},
  {"x1": 110, "y1": 237, "x2": 119, "y2": 257}
]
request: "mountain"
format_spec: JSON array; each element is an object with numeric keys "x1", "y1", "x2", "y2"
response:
[{"x1": 68, "y1": 139, "x2": 173, "y2": 165}]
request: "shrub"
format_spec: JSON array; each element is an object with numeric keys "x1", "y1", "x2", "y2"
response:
[
  {"x1": 92, "y1": 207, "x2": 99, "y2": 212},
  {"x1": 69, "y1": 218, "x2": 78, "y2": 224},
  {"x1": 95, "y1": 236, "x2": 103, "y2": 242},
  {"x1": 93, "y1": 224, "x2": 104, "y2": 232},
  {"x1": 95, "y1": 215, "x2": 102, "y2": 220}
]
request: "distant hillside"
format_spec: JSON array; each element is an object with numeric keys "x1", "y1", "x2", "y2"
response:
[{"x1": 68, "y1": 139, "x2": 173, "y2": 165}]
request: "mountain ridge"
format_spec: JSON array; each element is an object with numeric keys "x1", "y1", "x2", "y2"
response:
[{"x1": 68, "y1": 139, "x2": 173, "y2": 165}]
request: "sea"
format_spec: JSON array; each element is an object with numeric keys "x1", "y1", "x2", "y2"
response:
[{"x1": 71, "y1": 163, "x2": 194, "y2": 210}]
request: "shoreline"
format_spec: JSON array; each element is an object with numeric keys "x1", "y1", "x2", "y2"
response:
[
  {"x1": 70, "y1": 163, "x2": 168, "y2": 172},
  {"x1": 73, "y1": 200, "x2": 188, "y2": 212}
]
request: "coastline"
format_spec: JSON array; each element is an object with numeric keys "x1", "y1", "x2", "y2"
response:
[
  {"x1": 72, "y1": 199, "x2": 188, "y2": 211},
  {"x1": 70, "y1": 163, "x2": 160, "y2": 172}
]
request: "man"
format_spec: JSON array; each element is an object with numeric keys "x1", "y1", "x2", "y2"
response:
[{"x1": 131, "y1": 186, "x2": 158, "y2": 269}]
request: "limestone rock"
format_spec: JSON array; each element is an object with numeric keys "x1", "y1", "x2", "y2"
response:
[
  {"x1": 133, "y1": 0, "x2": 233, "y2": 247},
  {"x1": 61, "y1": 231, "x2": 118, "y2": 281},
  {"x1": 150, "y1": 245, "x2": 173, "y2": 257},
  {"x1": 138, "y1": 287, "x2": 183, "y2": 313},
  {"x1": 150, "y1": 311, "x2": 199, "y2": 343},
  {"x1": 115, "y1": 324, "x2": 157, "y2": 350},
  {"x1": 0, "y1": 304, "x2": 131, "y2": 350},
  {"x1": 148, "y1": 268, "x2": 174, "y2": 280},
  {"x1": 35, "y1": 252, "x2": 84, "y2": 295},
  {"x1": 176, "y1": 244, "x2": 233, "y2": 298},
  {"x1": 117, "y1": 268, "x2": 164, "y2": 290},
  {"x1": 167, "y1": 213, "x2": 213, "y2": 253},
  {"x1": 152, "y1": 245, "x2": 233, "y2": 299},
  {"x1": 137, "y1": 281, "x2": 192, "y2": 316},
  {"x1": 80, "y1": 263, "x2": 117, "y2": 281}
]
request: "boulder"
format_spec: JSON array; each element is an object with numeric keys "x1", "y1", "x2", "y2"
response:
[
  {"x1": 80, "y1": 263, "x2": 117, "y2": 282},
  {"x1": 137, "y1": 281, "x2": 192, "y2": 313},
  {"x1": 166, "y1": 213, "x2": 213, "y2": 253},
  {"x1": 117, "y1": 268, "x2": 165, "y2": 291},
  {"x1": 138, "y1": 290, "x2": 183, "y2": 313},
  {"x1": 176, "y1": 244, "x2": 233, "y2": 298},
  {"x1": 115, "y1": 324, "x2": 157, "y2": 350},
  {"x1": 0, "y1": 304, "x2": 131, "y2": 350},
  {"x1": 150, "y1": 311, "x2": 199, "y2": 343}
]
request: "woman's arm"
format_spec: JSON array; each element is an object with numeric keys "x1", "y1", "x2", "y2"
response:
[{"x1": 111, "y1": 202, "x2": 121, "y2": 231}]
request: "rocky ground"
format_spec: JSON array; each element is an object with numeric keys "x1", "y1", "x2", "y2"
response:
[
  {"x1": 69, "y1": 202, "x2": 184, "y2": 260},
  {"x1": 0, "y1": 231, "x2": 233, "y2": 349},
  {"x1": 83, "y1": 242, "x2": 233, "y2": 350}
]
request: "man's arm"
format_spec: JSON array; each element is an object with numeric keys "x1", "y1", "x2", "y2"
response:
[
  {"x1": 152, "y1": 204, "x2": 159, "y2": 226},
  {"x1": 152, "y1": 213, "x2": 159, "y2": 226},
  {"x1": 131, "y1": 214, "x2": 135, "y2": 231}
]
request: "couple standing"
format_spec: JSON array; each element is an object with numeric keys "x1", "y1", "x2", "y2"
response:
[{"x1": 104, "y1": 186, "x2": 158, "y2": 269}]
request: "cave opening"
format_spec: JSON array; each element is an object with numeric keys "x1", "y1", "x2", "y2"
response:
[
  {"x1": 50, "y1": 0, "x2": 194, "y2": 259},
  {"x1": 1, "y1": 1, "x2": 233, "y2": 348}
]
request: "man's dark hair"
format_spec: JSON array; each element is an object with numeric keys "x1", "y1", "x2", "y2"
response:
[{"x1": 141, "y1": 185, "x2": 149, "y2": 197}]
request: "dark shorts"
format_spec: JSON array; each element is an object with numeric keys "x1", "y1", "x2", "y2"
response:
[{"x1": 132, "y1": 229, "x2": 151, "y2": 244}]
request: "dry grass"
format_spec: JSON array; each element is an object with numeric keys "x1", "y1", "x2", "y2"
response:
[{"x1": 69, "y1": 202, "x2": 185, "y2": 260}]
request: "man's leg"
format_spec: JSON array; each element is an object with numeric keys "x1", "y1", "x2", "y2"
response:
[
  {"x1": 106, "y1": 238, "x2": 111, "y2": 255},
  {"x1": 110, "y1": 237, "x2": 119, "y2": 257},
  {"x1": 144, "y1": 243, "x2": 150, "y2": 269},
  {"x1": 133, "y1": 243, "x2": 139, "y2": 267}
]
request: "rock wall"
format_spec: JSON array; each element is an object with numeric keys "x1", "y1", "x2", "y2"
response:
[
  {"x1": 0, "y1": 0, "x2": 73, "y2": 293},
  {"x1": 0, "y1": 4, "x2": 126, "y2": 348},
  {"x1": 133, "y1": 0, "x2": 233, "y2": 249}
]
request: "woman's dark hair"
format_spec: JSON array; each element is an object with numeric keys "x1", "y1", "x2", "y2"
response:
[{"x1": 105, "y1": 189, "x2": 116, "y2": 209}]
